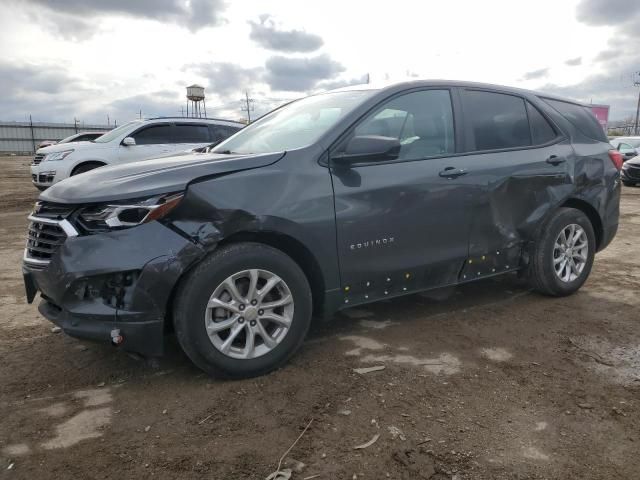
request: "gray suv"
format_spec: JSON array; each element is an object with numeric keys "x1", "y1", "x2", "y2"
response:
[{"x1": 23, "y1": 80, "x2": 620, "y2": 378}]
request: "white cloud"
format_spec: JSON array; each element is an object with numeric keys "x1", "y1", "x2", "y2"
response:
[{"x1": 0, "y1": 0, "x2": 635, "y2": 122}]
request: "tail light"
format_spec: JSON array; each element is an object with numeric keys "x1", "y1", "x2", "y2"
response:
[{"x1": 608, "y1": 149, "x2": 623, "y2": 171}]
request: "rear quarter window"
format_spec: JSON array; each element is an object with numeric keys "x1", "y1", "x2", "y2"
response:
[{"x1": 541, "y1": 98, "x2": 607, "y2": 142}]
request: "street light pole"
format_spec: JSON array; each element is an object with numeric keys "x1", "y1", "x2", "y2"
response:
[{"x1": 634, "y1": 85, "x2": 640, "y2": 136}]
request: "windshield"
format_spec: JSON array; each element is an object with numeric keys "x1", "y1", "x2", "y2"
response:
[
  {"x1": 612, "y1": 138, "x2": 640, "y2": 148},
  {"x1": 213, "y1": 90, "x2": 375, "y2": 155},
  {"x1": 58, "y1": 133, "x2": 79, "y2": 144},
  {"x1": 93, "y1": 121, "x2": 142, "y2": 143}
]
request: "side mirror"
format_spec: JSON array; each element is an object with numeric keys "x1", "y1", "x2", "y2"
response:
[
  {"x1": 122, "y1": 137, "x2": 136, "y2": 146},
  {"x1": 332, "y1": 135, "x2": 401, "y2": 166}
]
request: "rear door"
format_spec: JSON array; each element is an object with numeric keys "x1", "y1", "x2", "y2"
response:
[
  {"x1": 118, "y1": 123, "x2": 175, "y2": 163},
  {"x1": 457, "y1": 88, "x2": 574, "y2": 277},
  {"x1": 171, "y1": 123, "x2": 212, "y2": 152}
]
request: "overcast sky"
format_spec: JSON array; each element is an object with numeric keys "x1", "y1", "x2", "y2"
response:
[{"x1": 0, "y1": 0, "x2": 638, "y2": 125}]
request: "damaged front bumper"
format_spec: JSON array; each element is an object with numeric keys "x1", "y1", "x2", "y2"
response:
[{"x1": 23, "y1": 221, "x2": 206, "y2": 356}]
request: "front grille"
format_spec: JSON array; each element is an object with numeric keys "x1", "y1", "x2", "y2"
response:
[
  {"x1": 32, "y1": 153, "x2": 45, "y2": 165},
  {"x1": 24, "y1": 202, "x2": 78, "y2": 266},
  {"x1": 37, "y1": 172, "x2": 55, "y2": 184},
  {"x1": 625, "y1": 165, "x2": 640, "y2": 180},
  {"x1": 25, "y1": 221, "x2": 67, "y2": 263}
]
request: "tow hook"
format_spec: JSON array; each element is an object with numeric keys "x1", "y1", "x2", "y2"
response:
[{"x1": 110, "y1": 328, "x2": 124, "y2": 346}]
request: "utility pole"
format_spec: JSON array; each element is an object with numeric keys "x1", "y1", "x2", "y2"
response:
[
  {"x1": 634, "y1": 71, "x2": 640, "y2": 135},
  {"x1": 241, "y1": 91, "x2": 255, "y2": 123},
  {"x1": 29, "y1": 114, "x2": 36, "y2": 153}
]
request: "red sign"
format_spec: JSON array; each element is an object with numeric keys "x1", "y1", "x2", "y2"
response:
[{"x1": 590, "y1": 104, "x2": 610, "y2": 133}]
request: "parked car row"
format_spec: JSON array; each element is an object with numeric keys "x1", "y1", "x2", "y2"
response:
[
  {"x1": 610, "y1": 136, "x2": 640, "y2": 161},
  {"x1": 30, "y1": 117, "x2": 243, "y2": 190},
  {"x1": 609, "y1": 136, "x2": 640, "y2": 186},
  {"x1": 23, "y1": 80, "x2": 621, "y2": 378},
  {"x1": 36, "y1": 131, "x2": 107, "y2": 150}
]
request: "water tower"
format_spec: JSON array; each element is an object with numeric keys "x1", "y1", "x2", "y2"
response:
[{"x1": 186, "y1": 84, "x2": 207, "y2": 118}]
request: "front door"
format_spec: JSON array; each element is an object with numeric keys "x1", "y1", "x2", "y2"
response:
[
  {"x1": 329, "y1": 88, "x2": 478, "y2": 305},
  {"x1": 117, "y1": 123, "x2": 174, "y2": 164}
]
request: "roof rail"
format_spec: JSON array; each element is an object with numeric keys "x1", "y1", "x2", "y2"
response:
[{"x1": 146, "y1": 116, "x2": 244, "y2": 124}]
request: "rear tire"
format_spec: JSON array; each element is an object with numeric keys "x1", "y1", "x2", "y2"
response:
[
  {"x1": 71, "y1": 162, "x2": 105, "y2": 176},
  {"x1": 173, "y1": 242, "x2": 312, "y2": 378},
  {"x1": 528, "y1": 208, "x2": 595, "y2": 296}
]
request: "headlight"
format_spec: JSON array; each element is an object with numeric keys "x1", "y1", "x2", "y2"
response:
[
  {"x1": 77, "y1": 193, "x2": 184, "y2": 233},
  {"x1": 43, "y1": 150, "x2": 74, "y2": 162}
]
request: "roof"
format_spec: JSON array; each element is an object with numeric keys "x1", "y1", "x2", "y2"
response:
[
  {"x1": 326, "y1": 79, "x2": 591, "y2": 107},
  {"x1": 146, "y1": 116, "x2": 244, "y2": 125}
]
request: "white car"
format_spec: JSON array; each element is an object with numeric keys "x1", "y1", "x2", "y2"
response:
[
  {"x1": 30, "y1": 117, "x2": 243, "y2": 190},
  {"x1": 610, "y1": 136, "x2": 640, "y2": 162},
  {"x1": 57, "y1": 131, "x2": 108, "y2": 144}
]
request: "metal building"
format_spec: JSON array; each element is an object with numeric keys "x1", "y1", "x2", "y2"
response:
[{"x1": 0, "y1": 121, "x2": 112, "y2": 155}]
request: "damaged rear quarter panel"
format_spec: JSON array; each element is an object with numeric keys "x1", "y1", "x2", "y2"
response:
[{"x1": 467, "y1": 138, "x2": 617, "y2": 263}]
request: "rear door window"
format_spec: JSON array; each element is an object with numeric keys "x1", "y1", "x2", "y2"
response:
[
  {"x1": 173, "y1": 124, "x2": 211, "y2": 143},
  {"x1": 462, "y1": 90, "x2": 531, "y2": 151},
  {"x1": 526, "y1": 102, "x2": 558, "y2": 145},
  {"x1": 541, "y1": 98, "x2": 607, "y2": 142}
]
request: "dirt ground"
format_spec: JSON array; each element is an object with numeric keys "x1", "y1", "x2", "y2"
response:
[{"x1": 1, "y1": 155, "x2": 639, "y2": 480}]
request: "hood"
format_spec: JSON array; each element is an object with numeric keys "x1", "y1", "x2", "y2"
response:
[
  {"x1": 37, "y1": 141, "x2": 98, "y2": 154},
  {"x1": 625, "y1": 155, "x2": 640, "y2": 166},
  {"x1": 40, "y1": 151, "x2": 285, "y2": 204}
]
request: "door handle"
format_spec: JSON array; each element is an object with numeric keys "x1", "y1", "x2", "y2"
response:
[
  {"x1": 546, "y1": 155, "x2": 566, "y2": 166},
  {"x1": 439, "y1": 167, "x2": 468, "y2": 178}
]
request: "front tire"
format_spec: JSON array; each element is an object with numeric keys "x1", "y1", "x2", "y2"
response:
[
  {"x1": 173, "y1": 242, "x2": 312, "y2": 378},
  {"x1": 622, "y1": 180, "x2": 635, "y2": 187},
  {"x1": 529, "y1": 208, "x2": 596, "y2": 296}
]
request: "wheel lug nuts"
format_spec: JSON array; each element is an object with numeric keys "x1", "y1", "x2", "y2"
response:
[
  {"x1": 258, "y1": 309, "x2": 264, "y2": 315},
  {"x1": 250, "y1": 320, "x2": 257, "y2": 327},
  {"x1": 251, "y1": 299, "x2": 257, "y2": 306},
  {"x1": 238, "y1": 317, "x2": 244, "y2": 323},
  {"x1": 239, "y1": 304, "x2": 245, "y2": 311}
]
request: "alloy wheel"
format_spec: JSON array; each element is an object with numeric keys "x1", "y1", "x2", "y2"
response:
[
  {"x1": 205, "y1": 269, "x2": 294, "y2": 359},
  {"x1": 552, "y1": 223, "x2": 588, "y2": 283}
]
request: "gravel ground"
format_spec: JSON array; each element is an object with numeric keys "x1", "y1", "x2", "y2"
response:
[{"x1": 1, "y1": 156, "x2": 639, "y2": 479}]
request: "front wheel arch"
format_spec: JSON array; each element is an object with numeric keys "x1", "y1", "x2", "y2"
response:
[
  {"x1": 70, "y1": 161, "x2": 107, "y2": 176},
  {"x1": 172, "y1": 241, "x2": 313, "y2": 378}
]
